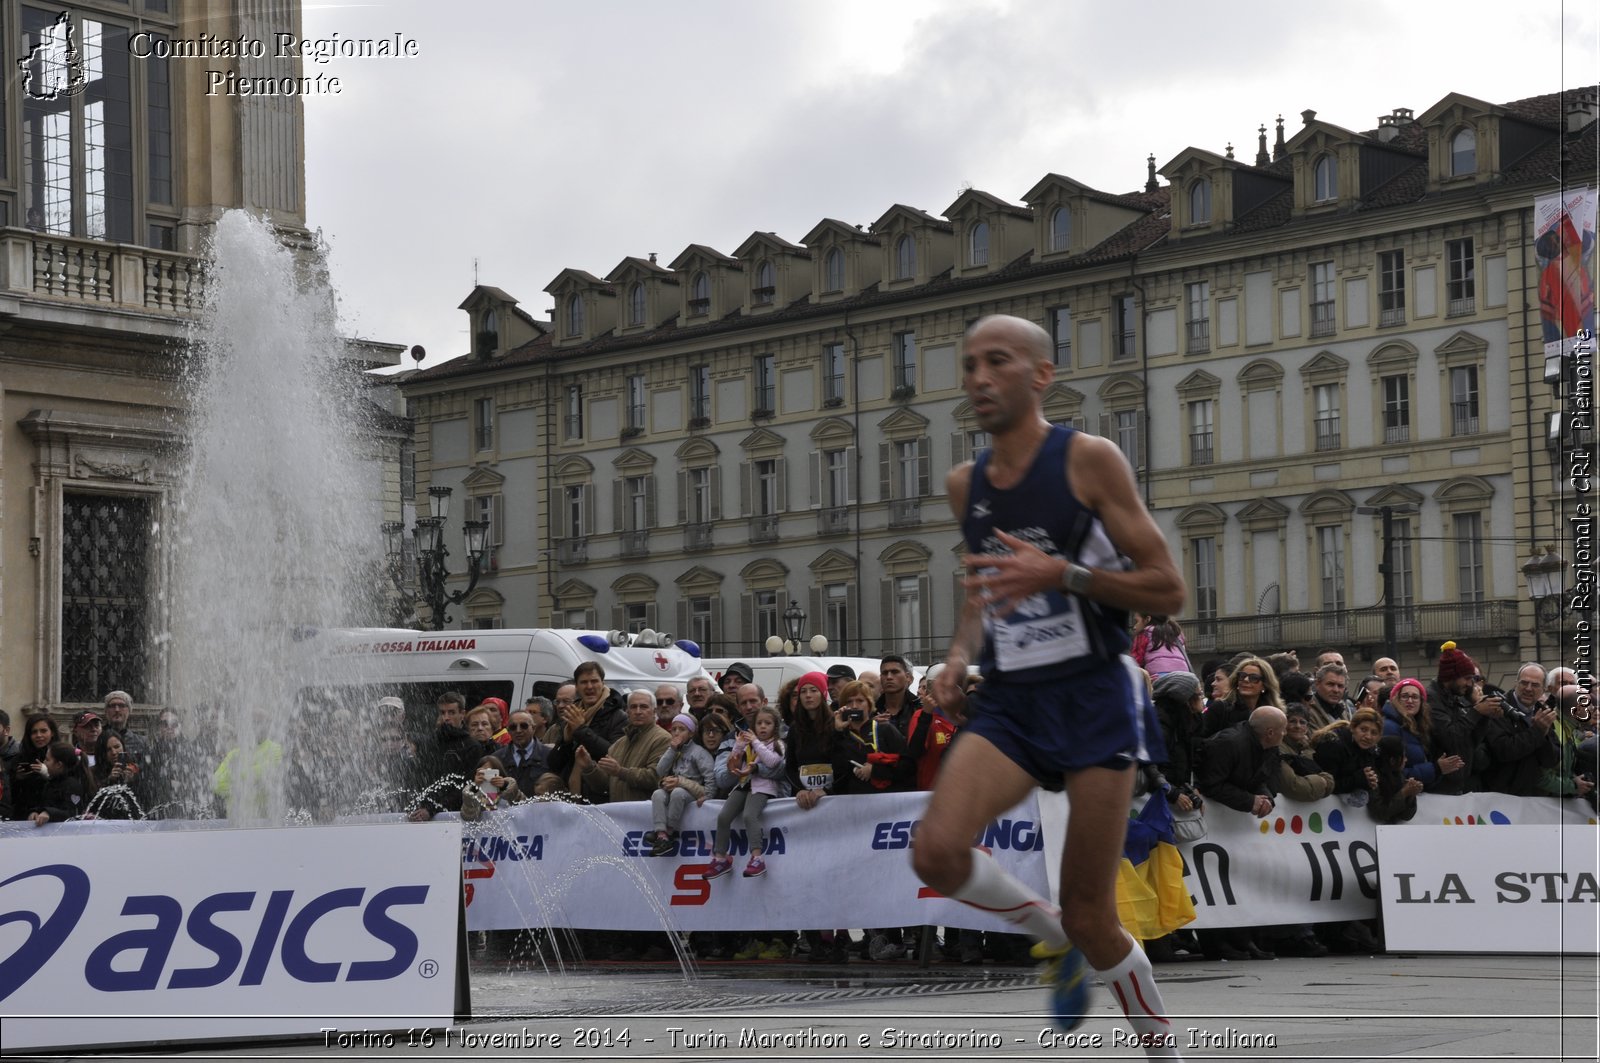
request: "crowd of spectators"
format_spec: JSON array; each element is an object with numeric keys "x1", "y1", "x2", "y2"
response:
[{"x1": 7, "y1": 630, "x2": 1595, "y2": 969}]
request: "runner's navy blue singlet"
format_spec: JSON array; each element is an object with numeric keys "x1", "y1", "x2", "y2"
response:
[{"x1": 963, "y1": 424, "x2": 1132, "y2": 681}]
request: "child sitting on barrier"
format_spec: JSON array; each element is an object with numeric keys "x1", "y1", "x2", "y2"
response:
[
  {"x1": 706, "y1": 706, "x2": 787, "y2": 879},
  {"x1": 646, "y1": 713, "x2": 716, "y2": 855}
]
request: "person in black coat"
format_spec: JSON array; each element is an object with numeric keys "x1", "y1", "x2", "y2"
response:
[
  {"x1": 1426, "y1": 643, "x2": 1498, "y2": 794},
  {"x1": 1197, "y1": 706, "x2": 1285, "y2": 816},
  {"x1": 26, "y1": 743, "x2": 93, "y2": 824},
  {"x1": 9, "y1": 713, "x2": 59, "y2": 820},
  {"x1": 1481, "y1": 664, "x2": 1561, "y2": 796},
  {"x1": 1151, "y1": 671, "x2": 1204, "y2": 797},
  {"x1": 407, "y1": 692, "x2": 480, "y2": 820},
  {"x1": 540, "y1": 667, "x2": 629, "y2": 792},
  {"x1": 1310, "y1": 709, "x2": 1385, "y2": 795},
  {"x1": 501, "y1": 705, "x2": 552, "y2": 796}
]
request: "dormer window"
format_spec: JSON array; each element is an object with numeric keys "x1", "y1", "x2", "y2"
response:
[
  {"x1": 823, "y1": 247, "x2": 844, "y2": 292},
  {"x1": 477, "y1": 308, "x2": 498, "y2": 355},
  {"x1": 565, "y1": 293, "x2": 584, "y2": 337},
  {"x1": 1188, "y1": 179, "x2": 1211, "y2": 225},
  {"x1": 894, "y1": 234, "x2": 916, "y2": 280},
  {"x1": 968, "y1": 222, "x2": 989, "y2": 266},
  {"x1": 689, "y1": 272, "x2": 710, "y2": 317},
  {"x1": 1450, "y1": 127, "x2": 1476, "y2": 175},
  {"x1": 627, "y1": 282, "x2": 645, "y2": 327},
  {"x1": 753, "y1": 260, "x2": 775, "y2": 305},
  {"x1": 1049, "y1": 207, "x2": 1071, "y2": 252},
  {"x1": 1313, "y1": 155, "x2": 1337, "y2": 202},
  {"x1": 825, "y1": 248, "x2": 851, "y2": 292}
]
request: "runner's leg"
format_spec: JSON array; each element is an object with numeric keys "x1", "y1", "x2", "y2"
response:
[
  {"x1": 912, "y1": 733, "x2": 1065, "y2": 947},
  {"x1": 1062, "y1": 765, "x2": 1181, "y2": 1059}
]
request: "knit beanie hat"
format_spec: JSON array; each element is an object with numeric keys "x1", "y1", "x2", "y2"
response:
[
  {"x1": 1436, "y1": 641, "x2": 1477, "y2": 684},
  {"x1": 796, "y1": 671, "x2": 830, "y2": 695},
  {"x1": 1152, "y1": 671, "x2": 1202, "y2": 705},
  {"x1": 1390, "y1": 678, "x2": 1426, "y2": 703}
]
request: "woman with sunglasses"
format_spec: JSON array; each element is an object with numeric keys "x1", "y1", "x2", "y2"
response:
[{"x1": 1201, "y1": 656, "x2": 1282, "y2": 738}]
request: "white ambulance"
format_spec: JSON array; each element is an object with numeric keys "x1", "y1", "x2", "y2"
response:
[
  {"x1": 292, "y1": 627, "x2": 708, "y2": 730},
  {"x1": 702, "y1": 655, "x2": 887, "y2": 699}
]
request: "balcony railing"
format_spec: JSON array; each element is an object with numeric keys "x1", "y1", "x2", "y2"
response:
[
  {"x1": 3, "y1": 229, "x2": 204, "y2": 314},
  {"x1": 1185, "y1": 318, "x2": 1210, "y2": 354},
  {"x1": 1189, "y1": 431, "x2": 1213, "y2": 466},
  {"x1": 1379, "y1": 304, "x2": 1406, "y2": 327},
  {"x1": 620, "y1": 530, "x2": 649, "y2": 558},
  {"x1": 1384, "y1": 419, "x2": 1410, "y2": 444},
  {"x1": 1451, "y1": 404, "x2": 1480, "y2": 437},
  {"x1": 1310, "y1": 300, "x2": 1336, "y2": 338},
  {"x1": 1314, "y1": 415, "x2": 1341, "y2": 451},
  {"x1": 818, "y1": 507, "x2": 851, "y2": 536},
  {"x1": 1447, "y1": 295, "x2": 1476, "y2": 317},
  {"x1": 555, "y1": 539, "x2": 588, "y2": 565},
  {"x1": 1184, "y1": 599, "x2": 1518, "y2": 655},
  {"x1": 748, "y1": 515, "x2": 779, "y2": 544},
  {"x1": 684, "y1": 522, "x2": 714, "y2": 551},
  {"x1": 888, "y1": 499, "x2": 922, "y2": 528}
]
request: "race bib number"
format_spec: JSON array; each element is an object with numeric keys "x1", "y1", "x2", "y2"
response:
[{"x1": 799, "y1": 763, "x2": 833, "y2": 790}]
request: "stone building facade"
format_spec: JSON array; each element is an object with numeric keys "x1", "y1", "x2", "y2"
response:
[
  {"x1": 404, "y1": 87, "x2": 1599, "y2": 683},
  {"x1": 0, "y1": 1, "x2": 402, "y2": 718}
]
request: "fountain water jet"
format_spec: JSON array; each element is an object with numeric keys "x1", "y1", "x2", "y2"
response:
[{"x1": 167, "y1": 210, "x2": 380, "y2": 822}]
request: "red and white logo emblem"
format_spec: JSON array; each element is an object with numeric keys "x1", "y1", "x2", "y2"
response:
[{"x1": 654, "y1": 652, "x2": 669, "y2": 671}]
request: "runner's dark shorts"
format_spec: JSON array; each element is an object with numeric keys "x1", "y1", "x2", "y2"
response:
[{"x1": 962, "y1": 655, "x2": 1166, "y2": 788}]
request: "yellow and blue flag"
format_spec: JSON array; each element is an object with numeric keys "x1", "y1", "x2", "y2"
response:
[{"x1": 1116, "y1": 792, "x2": 1197, "y2": 941}]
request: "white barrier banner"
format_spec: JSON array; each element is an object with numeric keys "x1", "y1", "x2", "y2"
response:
[
  {"x1": 1177, "y1": 793, "x2": 1595, "y2": 929},
  {"x1": 0, "y1": 822, "x2": 461, "y2": 1052},
  {"x1": 1378, "y1": 825, "x2": 1600, "y2": 953},
  {"x1": 460, "y1": 792, "x2": 1049, "y2": 932}
]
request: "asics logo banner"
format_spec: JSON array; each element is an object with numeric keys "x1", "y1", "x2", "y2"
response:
[{"x1": 0, "y1": 864, "x2": 92, "y2": 1002}]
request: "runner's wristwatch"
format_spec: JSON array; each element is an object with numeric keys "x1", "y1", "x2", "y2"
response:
[{"x1": 1059, "y1": 561, "x2": 1092, "y2": 596}]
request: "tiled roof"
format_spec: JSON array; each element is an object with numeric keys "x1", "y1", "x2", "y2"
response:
[{"x1": 411, "y1": 89, "x2": 1596, "y2": 386}]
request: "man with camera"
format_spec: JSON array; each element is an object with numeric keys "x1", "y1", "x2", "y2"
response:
[
  {"x1": 1481, "y1": 663, "x2": 1561, "y2": 796},
  {"x1": 1425, "y1": 643, "x2": 1498, "y2": 795},
  {"x1": 1541, "y1": 684, "x2": 1597, "y2": 800}
]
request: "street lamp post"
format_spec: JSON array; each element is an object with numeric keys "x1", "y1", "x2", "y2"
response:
[
  {"x1": 1356, "y1": 503, "x2": 1418, "y2": 664},
  {"x1": 382, "y1": 486, "x2": 490, "y2": 631},
  {"x1": 1522, "y1": 546, "x2": 1568, "y2": 663}
]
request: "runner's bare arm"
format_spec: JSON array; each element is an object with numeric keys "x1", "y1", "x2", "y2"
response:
[
  {"x1": 936, "y1": 463, "x2": 983, "y2": 708},
  {"x1": 1064, "y1": 433, "x2": 1185, "y2": 615}
]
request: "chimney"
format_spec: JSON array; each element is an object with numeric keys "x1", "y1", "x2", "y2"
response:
[
  {"x1": 1273, "y1": 115, "x2": 1286, "y2": 160},
  {"x1": 1300, "y1": 109, "x2": 1317, "y2": 126},
  {"x1": 1377, "y1": 107, "x2": 1413, "y2": 143},
  {"x1": 1256, "y1": 124, "x2": 1270, "y2": 166},
  {"x1": 1567, "y1": 88, "x2": 1598, "y2": 133},
  {"x1": 1225, "y1": 142, "x2": 1235, "y2": 160},
  {"x1": 1145, "y1": 154, "x2": 1158, "y2": 193},
  {"x1": 648, "y1": 252, "x2": 657, "y2": 264}
]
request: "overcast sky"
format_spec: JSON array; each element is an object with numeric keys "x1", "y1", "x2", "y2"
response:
[{"x1": 299, "y1": 0, "x2": 1600, "y2": 371}]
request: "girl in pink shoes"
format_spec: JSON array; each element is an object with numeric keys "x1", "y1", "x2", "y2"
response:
[{"x1": 706, "y1": 706, "x2": 787, "y2": 879}]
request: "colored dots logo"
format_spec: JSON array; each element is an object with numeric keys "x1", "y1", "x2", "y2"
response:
[
  {"x1": 1263, "y1": 811, "x2": 1345, "y2": 835},
  {"x1": 1443, "y1": 811, "x2": 1512, "y2": 825}
]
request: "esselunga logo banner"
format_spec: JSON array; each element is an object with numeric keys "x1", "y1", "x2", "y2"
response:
[
  {"x1": 457, "y1": 791, "x2": 1050, "y2": 933},
  {"x1": 0, "y1": 822, "x2": 459, "y2": 1052}
]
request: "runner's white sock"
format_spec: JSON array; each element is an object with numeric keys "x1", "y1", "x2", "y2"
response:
[
  {"x1": 947, "y1": 847, "x2": 1068, "y2": 948},
  {"x1": 1096, "y1": 930, "x2": 1182, "y2": 1060}
]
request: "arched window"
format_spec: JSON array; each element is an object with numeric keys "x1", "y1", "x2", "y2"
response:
[
  {"x1": 968, "y1": 221, "x2": 989, "y2": 266},
  {"x1": 1188, "y1": 179, "x2": 1211, "y2": 225},
  {"x1": 894, "y1": 234, "x2": 915, "y2": 279},
  {"x1": 823, "y1": 247, "x2": 845, "y2": 291},
  {"x1": 1049, "y1": 206, "x2": 1071, "y2": 252},
  {"x1": 627, "y1": 282, "x2": 645, "y2": 327},
  {"x1": 753, "y1": 259, "x2": 775, "y2": 305},
  {"x1": 1450, "y1": 127, "x2": 1476, "y2": 176},
  {"x1": 689, "y1": 271, "x2": 710, "y2": 316},
  {"x1": 565, "y1": 293, "x2": 584, "y2": 336},
  {"x1": 1313, "y1": 155, "x2": 1337, "y2": 201}
]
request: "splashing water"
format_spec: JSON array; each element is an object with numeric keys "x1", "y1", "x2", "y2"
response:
[{"x1": 167, "y1": 210, "x2": 380, "y2": 823}]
